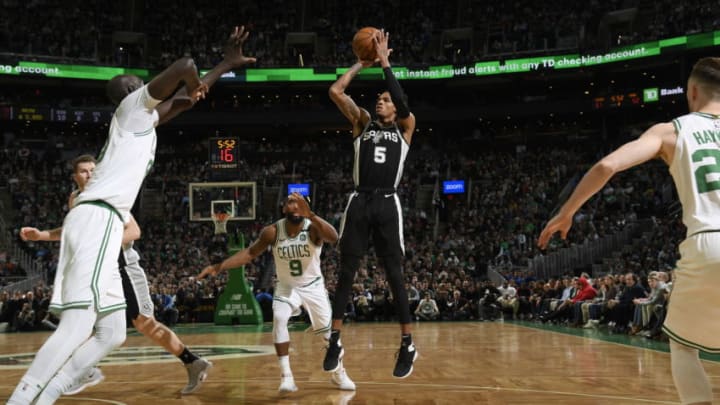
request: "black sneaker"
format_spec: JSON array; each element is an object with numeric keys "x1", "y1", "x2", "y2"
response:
[
  {"x1": 393, "y1": 342, "x2": 417, "y2": 378},
  {"x1": 323, "y1": 340, "x2": 344, "y2": 372}
]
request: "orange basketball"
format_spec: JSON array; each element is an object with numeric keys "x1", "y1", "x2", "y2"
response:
[{"x1": 352, "y1": 27, "x2": 379, "y2": 61}]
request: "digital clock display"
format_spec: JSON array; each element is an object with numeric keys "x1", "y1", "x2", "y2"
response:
[
  {"x1": 209, "y1": 137, "x2": 239, "y2": 178},
  {"x1": 592, "y1": 92, "x2": 641, "y2": 109}
]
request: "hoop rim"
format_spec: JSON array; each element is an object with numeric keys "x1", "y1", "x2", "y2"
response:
[{"x1": 212, "y1": 212, "x2": 231, "y2": 223}]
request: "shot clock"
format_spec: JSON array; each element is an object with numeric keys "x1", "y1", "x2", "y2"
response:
[{"x1": 209, "y1": 137, "x2": 239, "y2": 179}]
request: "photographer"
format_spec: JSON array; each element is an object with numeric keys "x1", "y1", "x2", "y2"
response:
[
  {"x1": 479, "y1": 280, "x2": 501, "y2": 321},
  {"x1": 14, "y1": 302, "x2": 35, "y2": 332},
  {"x1": 414, "y1": 292, "x2": 439, "y2": 321}
]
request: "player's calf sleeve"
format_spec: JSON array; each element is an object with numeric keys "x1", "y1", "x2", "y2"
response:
[
  {"x1": 8, "y1": 308, "x2": 97, "y2": 405},
  {"x1": 69, "y1": 310, "x2": 126, "y2": 373},
  {"x1": 332, "y1": 254, "x2": 361, "y2": 320},
  {"x1": 381, "y1": 255, "x2": 411, "y2": 324},
  {"x1": 670, "y1": 339, "x2": 713, "y2": 404},
  {"x1": 273, "y1": 303, "x2": 293, "y2": 343},
  {"x1": 32, "y1": 310, "x2": 125, "y2": 405}
]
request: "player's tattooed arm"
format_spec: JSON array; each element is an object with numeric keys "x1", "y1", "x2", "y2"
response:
[{"x1": 329, "y1": 63, "x2": 371, "y2": 136}]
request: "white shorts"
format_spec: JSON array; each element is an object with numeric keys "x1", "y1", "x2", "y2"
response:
[
  {"x1": 120, "y1": 247, "x2": 154, "y2": 319},
  {"x1": 663, "y1": 232, "x2": 720, "y2": 352},
  {"x1": 273, "y1": 276, "x2": 331, "y2": 334},
  {"x1": 50, "y1": 203, "x2": 125, "y2": 314}
]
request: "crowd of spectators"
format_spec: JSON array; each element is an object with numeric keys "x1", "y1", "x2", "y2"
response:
[
  {"x1": 0, "y1": 251, "x2": 24, "y2": 287},
  {"x1": 0, "y1": 119, "x2": 683, "y2": 339},
  {"x1": 2, "y1": 0, "x2": 719, "y2": 69},
  {"x1": 0, "y1": 284, "x2": 57, "y2": 332}
]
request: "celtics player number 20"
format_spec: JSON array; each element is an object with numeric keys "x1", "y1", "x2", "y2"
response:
[{"x1": 693, "y1": 149, "x2": 720, "y2": 193}]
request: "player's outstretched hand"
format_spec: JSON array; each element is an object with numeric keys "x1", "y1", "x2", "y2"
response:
[
  {"x1": 373, "y1": 29, "x2": 393, "y2": 64},
  {"x1": 198, "y1": 263, "x2": 221, "y2": 280},
  {"x1": 537, "y1": 213, "x2": 573, "y2": 249},
  {"x1": 223, "y1": 25, "x2": 257, "y2": 68},
  {"x1": 188, "y1": 82, "x2": 209, "y2": 101},
  {"x1": 359, "y1": 30, "x2": 392, "y2": 67},
  {"x1": 20, "y1": 227, "x2": 42, "y2": 241}
]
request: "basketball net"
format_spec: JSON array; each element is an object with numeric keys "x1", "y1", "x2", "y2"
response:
[{"x1": 212, "y1": 212, "x2": 230, "y2": 235}]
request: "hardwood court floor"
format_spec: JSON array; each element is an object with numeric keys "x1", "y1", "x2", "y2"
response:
[{"x1": 0, "y1": 320, "x2": 711, "y2": 404}]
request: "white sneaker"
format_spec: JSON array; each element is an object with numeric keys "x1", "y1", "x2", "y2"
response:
[
  {"x1": 64, "y1": 367, "x2": 105, "y2": 395},
  {"x1": 331, "y1": 368, "x2": 356, "y2": 391},
  {"x1": 278, "y1": 374, "x2": 298, "y2": 394}
]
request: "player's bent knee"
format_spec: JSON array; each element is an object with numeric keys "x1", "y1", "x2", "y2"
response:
[
  {"x1": 273, "y1": 323, "x2": 290, "y2": 343},
  {"x1": 273, "y1": 305, "x2": 292, "y2": 343},
  {"x1": 135, "y1": 314, "x2": 169, "y2": 340},
  {"x1": 133, "y1": 314, "x2": 152, "y2": 331},
  {"x1": 109, "y1": 326, "x2": 127, "y2": 349},
  {"x1": 100, "y1": 312, "x2": 127, "y2": 349}
]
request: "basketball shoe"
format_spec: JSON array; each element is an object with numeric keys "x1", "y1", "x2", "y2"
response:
[
  {"x1": 278, "y1": 374, "x2": 298, "y2": 393},
  {"x1": 181, "y1": 358, "x2": 213, "y2": 395},
  {"x1": 323, "y1": 337, "x2": 344, "y2": 372},
  {"x1": 331, "y1": 364, "x2": 356, "y2": 391},
  {"x1": 64, "y1": 367, "x2": 105, "y2": 395},
  {"x1": 393, "y1": 342, "x2": 417, "y2": 378}
]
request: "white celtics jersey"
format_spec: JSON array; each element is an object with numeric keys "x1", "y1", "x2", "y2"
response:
[
  {"x1": 75, "y1": 85, "x2": 160, "y2": 223},
  {"x1": 272, "y1": 218, "x2": 323, "y2": 287},
  {"x1": 669, "y1": 112, "x2": 720, "y2": 236}
]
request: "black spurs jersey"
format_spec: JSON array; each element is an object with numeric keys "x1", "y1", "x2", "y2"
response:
[{"x1": 353, "y1": 120, "x2": 410, "y2": 190}]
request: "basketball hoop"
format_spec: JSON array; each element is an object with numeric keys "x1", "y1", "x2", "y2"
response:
[{"x1": 212, "y1": 212, "x2": 230, "y2": 235}]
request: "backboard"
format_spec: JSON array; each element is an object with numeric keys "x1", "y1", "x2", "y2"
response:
[{"x1": 188, "y1": 182, "x2": 256, "y2": 221}]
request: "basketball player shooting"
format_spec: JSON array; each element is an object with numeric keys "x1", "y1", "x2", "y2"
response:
[
  {"x1": 8, "y1": 26, "x2": 256, "y2": 404},
  {"x1": 324, "y1": 28, "x2": 418, "y2": 379}
]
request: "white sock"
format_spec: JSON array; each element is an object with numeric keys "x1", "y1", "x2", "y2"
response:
[
  {"x1": 670, "y1": 340, "x2": 713, "y2": 404},
  {"x1": 7, "y1": 376, "x2": 44, "y2": 405},
  {"x1": 278, "y1": 355, "x2": 292, "y2": 376},
  {"x1": 34, "y1": 370, "x2": 74, "y2": 405}
]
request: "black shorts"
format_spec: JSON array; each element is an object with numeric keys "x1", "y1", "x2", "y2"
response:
[
  {"x1": 338, "y1": 191, "x2": 404, "y2": 257},
  {"x1": 118, "y1": 252, "x2": 139, "y2": 325},
  {"x1": 118, "y1": 248, "x2": 154, "y2": 324}
]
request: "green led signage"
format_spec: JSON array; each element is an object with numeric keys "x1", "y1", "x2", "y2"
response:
[{"x1": 2, "y1": 30, "x2": 719, "y2": 82}]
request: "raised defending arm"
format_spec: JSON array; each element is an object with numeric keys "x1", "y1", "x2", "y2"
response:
[{"x1": 157, "y1": 26, "x2": 257, "y2": 125}]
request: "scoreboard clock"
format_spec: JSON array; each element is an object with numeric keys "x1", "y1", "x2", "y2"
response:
[
  {"x1": 592, "y1": 92, "x2": 642, "y2": 110},
  {"x1": 209, "y1": 137, "x2": 239, "y2": 178}
]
